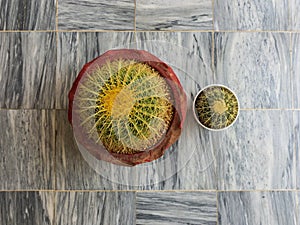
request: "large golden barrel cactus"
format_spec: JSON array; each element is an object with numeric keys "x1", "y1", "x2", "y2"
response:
[{"x1": 69, "y1": 49, "x2": 186, "y2": 166}]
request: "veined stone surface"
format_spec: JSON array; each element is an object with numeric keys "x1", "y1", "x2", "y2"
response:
[{"x1": 1, "y1": 0, "x2": 300, "y2": 224}]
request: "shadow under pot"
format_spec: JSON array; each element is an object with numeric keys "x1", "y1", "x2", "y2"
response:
[
  {"x1": 68, "y1": 49, "x2": 187, "y2": 166},
  {"x1": 193, "y1": 84, "x2": 239, "y2": 131}
]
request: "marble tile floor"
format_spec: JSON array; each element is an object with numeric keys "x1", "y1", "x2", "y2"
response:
[{"x1": 1, "y1": 0, "x2": 300, "y2": 224}]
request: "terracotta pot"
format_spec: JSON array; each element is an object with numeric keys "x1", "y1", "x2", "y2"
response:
[{"x1": 68, "y1": 49, "x2": 187, "y2": 166}]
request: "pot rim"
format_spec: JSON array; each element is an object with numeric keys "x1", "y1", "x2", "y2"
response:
[{"x1": 192, "y1": 84, "x2": 240, "y2": 131}]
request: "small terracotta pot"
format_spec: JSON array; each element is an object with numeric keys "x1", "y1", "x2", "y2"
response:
[{"x1": 68, "y1": 49, "x2": 187, "y2": 166}]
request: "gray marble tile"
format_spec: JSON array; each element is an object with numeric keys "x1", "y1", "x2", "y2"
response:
[
  {"x1": 135, "y1": 32, "x2": 214, "y2": 85},
  {"x1": 218, "y1": 191, "x2": 297, "y2": 225},
  {"x1": 136, "y1": 191, "x2": 217, "y2": 225},
  {"x1": 136, "y1": 0, "x2": 212, "y2": 30},
  {"x1": 0, "y1": 191, "x2": 55, "y2": 225},
  {"x1": 56, "y1": 32, "x2": 135, "y2": 109},
  {"x1": 292, "y1": 34, "x2": 300, "y2": 109},
  {"x1": 58, "y1": 0, "x2": 135, "y2": 30},
  {"x1": 0, "y1": 32, "x2": 56, "y2": 109},
  {"x1": 55, "y1": 191, "x2": 135, "y2": 225},
  {"x1": 214, "y1": 0, "x2": 289, "y2": 31},
  {"x1": 214, "y1": 32, "x2": 291, "y2": 109},
  {"x1": 0, "y1": 110, "x2": 55, "y2": 190},
  {"x1": 291, "y1": 0, "x2": 300, "y2": 30},
  {"x1": 0, "y1": 0, "x2": 55, "y2": 30},
  {"x1": 215, "y1": 110, "x2": 295, "y2": 190}
]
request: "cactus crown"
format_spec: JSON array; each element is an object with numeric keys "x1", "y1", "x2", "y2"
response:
[
  {"x1": 195, "y1": 86, "x2": 239, "y2": 130},
  {"x1": 75, "y1": 60, "x2": 174, "y2": 154}
]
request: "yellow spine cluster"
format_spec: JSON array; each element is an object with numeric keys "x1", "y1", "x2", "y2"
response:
[{"x1": 74, "y1": 60, "x2": 174, "y2": 154}]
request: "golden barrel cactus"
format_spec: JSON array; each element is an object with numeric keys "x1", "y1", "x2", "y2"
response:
[
  {"x1": 193, "y1": 85, "x2": 239, "y2": 130},
  {"x1": 69, "y1": 49, "x2": 186, "y2": 166}
]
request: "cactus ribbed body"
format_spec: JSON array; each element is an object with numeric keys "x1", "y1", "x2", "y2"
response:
[{"x1": 76, "y1": 60, "x2": 174, "y2": 154}]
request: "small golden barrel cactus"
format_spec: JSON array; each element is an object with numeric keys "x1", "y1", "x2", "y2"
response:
[
  {"x1": 69, "y1": 49, "x2": 186, "y2": 166},
  {"x1": 193, "y1": 85, "x2": 239, "y2": 130}
]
